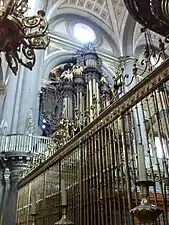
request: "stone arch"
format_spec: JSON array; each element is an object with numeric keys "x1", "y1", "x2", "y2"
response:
[
  {"x1": 121, "y1": 12, "x2": 137, "y2": 56},
  {"x1": 43, "y1": 51, "x2": 77, "y2": 80},
  {"x1": 101, "y1": 65, "x2": 115, "y2": 85},
  {"x1": 49, "y1": 9, "x2": 112, "y2": 37},
  {"x1": 46, "y1": 0, "x2": 67, "y2": 20},
  {"x1": 49, "y1": 12, "x2": 120, "y2": 56},
  {"x1": 47, "y1": 7, "x2": 120, "y2": 57}
]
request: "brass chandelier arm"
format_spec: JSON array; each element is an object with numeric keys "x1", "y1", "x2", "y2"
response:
[
  {"x1": 19, "y1": 41, "x2": 36, "y2": 64},
  {"x1": 5, "y1": 50, "x2": 18, "y2": 75},
  {"x1": 23, "y1": 17, "x2": 49, "y2": 37},
  {"x1": 14, "y1": 0, "x2": 28, "y2": 15},
  {"x1": 0, "y1": 0, "x2": 50, "y2": 74},
  {"x1": 3, "y1": 0, "x2": 17, "y2": 19},
  {"x1": 161, "y1": 0, "x2": 169, "y2": 23},
  {"x1": 27, "y1": 35, "x2": 50, "y2": 49},
  {"x1": 124, "y1": 0, "x2": 169, "y2": 36},
  {"x1": 4, "y1": 39, "x2": 36, "y2": 75},
  {"x1": 23, "y1": 16, "x2": 42, "y2": 28},
  {"x1": 150, "y1": 0, "x2": 169, "y2": 24}
]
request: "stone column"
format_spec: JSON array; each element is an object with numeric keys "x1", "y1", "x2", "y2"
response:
[
  {"x1": 2, "y1": 153, "x2": 30, "y2": 225},
  {"x1": 1, "y1": 168, "x2": 10, "y2": 225},
  {"x1": 0, "y1": 0, "x2": 48, "y2": 134},
  {"x1": 16, "y1": 51, "x2": 45, "y2": 133},
  {"x1": 27, "y1": 0, "x2": 48, "y2": 132},
  {"x1": 1, "y1": 50, "x2": 45, "y2": 134},
  {"x1": 5, "y1": 169, "x2": 20, "y2": 225},
  {"x1": 0, "y1": 162, "x2": 4, "y2": 217},
  {"x1": 0, "y1": 72, "x2": 20, "y2": 133},
  {"x1": 0, "y1": 53, "x2": 8, "y2": 121}
]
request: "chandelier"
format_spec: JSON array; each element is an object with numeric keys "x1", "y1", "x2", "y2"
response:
[
  {"x1": 124, "y1": 0, "x2": 169, "y2": 38},
  {"x1": 0, "y1": 0, "x2": 50, "y2": 74}
]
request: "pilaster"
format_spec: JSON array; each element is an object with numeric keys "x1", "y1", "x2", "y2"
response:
[{"x1": 16, "y1": 50, "x2": 45, "y2": 133}]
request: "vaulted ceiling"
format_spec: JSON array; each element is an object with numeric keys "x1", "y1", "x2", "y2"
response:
[
  {"x1": 46, "y1": 0, "x2": 163, "y2": 53},
  {"x1": 47, "y1": 0, "x2": 127, "y2": 34},
  {"x1": 40, "y1": 0, "x2": 164, "y2": 79}
]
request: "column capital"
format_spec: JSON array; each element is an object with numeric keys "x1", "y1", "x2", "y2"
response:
[
  {"x1": 122, "y1": 56, "x2": 136, "y2": 64},
  {"x1": 120, "y1": 56, "x2": 136, "y2": 64},
  {"x1": 5, "y1": 152, "x2": 32, "y2": 182},
  {"x1": 5, "y1": 156, "x2": 31, "y2": 169}
]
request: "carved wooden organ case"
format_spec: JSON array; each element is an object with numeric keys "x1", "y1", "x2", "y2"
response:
[{"x1": 39, "y1": 45, "x2": 112, "y2": 136}]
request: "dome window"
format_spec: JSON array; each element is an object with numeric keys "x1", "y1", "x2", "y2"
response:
[{"x1": 73, "y1": 23, "x2": 96, "y2": 43}]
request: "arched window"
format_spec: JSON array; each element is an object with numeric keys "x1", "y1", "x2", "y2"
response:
[{"x1": 73, "y1": 23, "x2": 96, "y2": 43}]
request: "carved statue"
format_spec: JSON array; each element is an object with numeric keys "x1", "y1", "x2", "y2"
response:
[
  {"x1": 84, "y1": 42, "x2": 96, "y2": 53},
  {"x1": 72, "y1": 64, "x2": 83, "y2": 76},
  {"x1": 60, "y1": 69, "x2": 73, "y2": 81},
  {"x1": 25, "y1": 109, "x2": 36, "y2": 135}
]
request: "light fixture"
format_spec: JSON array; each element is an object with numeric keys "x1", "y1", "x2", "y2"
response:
[{"x1": 0, "y1": 0, "x2": 50, "y2": 75}]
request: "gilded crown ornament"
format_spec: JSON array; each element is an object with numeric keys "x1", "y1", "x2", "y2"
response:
[{"x1": 0, "y1": 0, "x2": 50, "y2": 75}]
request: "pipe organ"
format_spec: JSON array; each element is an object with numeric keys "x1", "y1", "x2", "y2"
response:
[{"x1": 39, "y1": 44, "x2": 112, "y2": 136}]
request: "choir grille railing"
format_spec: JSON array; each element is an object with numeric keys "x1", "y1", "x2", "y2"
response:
[{"x1": 16, "y1": 59, "x2": 169, "y2": 225}]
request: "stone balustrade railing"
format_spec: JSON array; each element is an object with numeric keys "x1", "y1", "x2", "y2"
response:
[{"x1": 0, "y1": 134, "x2": 52, "y2": 155}]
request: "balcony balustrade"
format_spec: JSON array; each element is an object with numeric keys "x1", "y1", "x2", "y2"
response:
[{"x1": 0, "y1": 133, "x2": 52, "y2": 156}]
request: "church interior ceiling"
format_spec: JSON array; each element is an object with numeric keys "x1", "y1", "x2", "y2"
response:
[{"x1": 41, "y1": 0, "x2": 169, "y2": 82}]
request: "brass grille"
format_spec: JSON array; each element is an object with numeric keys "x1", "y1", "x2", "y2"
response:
[{"x1": 16, "y1": 59, "x2": 169, "y2": 225}]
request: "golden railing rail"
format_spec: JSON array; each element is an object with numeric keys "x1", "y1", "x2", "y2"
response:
[
  {"x1": 16, "y1": 58, "x2": 169, "y2": 225},
  {"x1": 23, "y1": 58, "x2": 169, "y2": 181}
]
